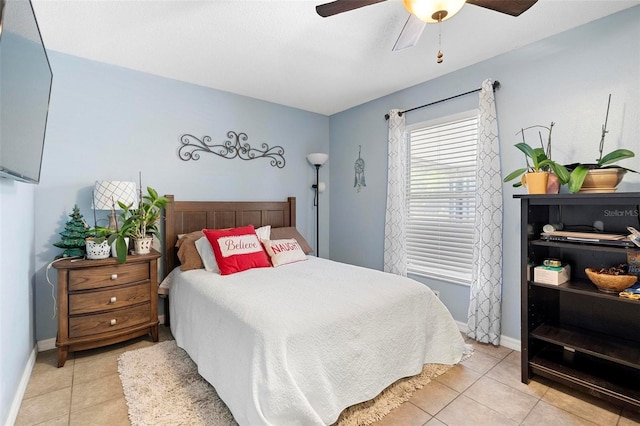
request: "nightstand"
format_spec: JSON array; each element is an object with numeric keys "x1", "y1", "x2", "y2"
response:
[{"x1": 53, "y1": 250, "x2": 161, "y2": 367}]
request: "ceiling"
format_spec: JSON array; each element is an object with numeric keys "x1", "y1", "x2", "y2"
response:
[{"x1": 30, "y1": 0, "x2": 639, "y2": 116}]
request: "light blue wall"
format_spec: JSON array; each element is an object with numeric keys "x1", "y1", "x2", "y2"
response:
[
  {"x1": 328, "y1": 7, "x2": 640, "y2": 340},
  {"x1": 0, "y1": 181, "x2": 36, "y2": 425},
  {"x1": 33, "y1": 52, "x2": 330, "y2": 342}
]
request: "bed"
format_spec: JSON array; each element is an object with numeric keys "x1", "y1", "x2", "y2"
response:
[{"x1": 162, "y1": 196, "x2": 467, "y2": 426}]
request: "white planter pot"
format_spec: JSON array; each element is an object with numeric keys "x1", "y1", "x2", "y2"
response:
[
  {"x1": 111, "y1": 237, "x2": 130, "y2": 258},
  {"x1": 85, "y1": 238, "x2": 110, "y2": 259},
  {"x1": 134, "y1": 236, "x2": 153, "y2": 255}
]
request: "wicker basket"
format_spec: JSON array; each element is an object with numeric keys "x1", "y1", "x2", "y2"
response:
[{"x1": 585, "y1": 268, "x2": 637, "y2": 293}]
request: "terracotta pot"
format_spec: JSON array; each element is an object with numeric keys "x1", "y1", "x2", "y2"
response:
[
  {"x1": 579, "y1": 168, "x2": 626, "y2": 193},
  {"x1": 546, "y1": 173, "x2": 560, "y2": 194},
  {"x1": 522, "y1": 171, "x2": 549, "y2": 194}
]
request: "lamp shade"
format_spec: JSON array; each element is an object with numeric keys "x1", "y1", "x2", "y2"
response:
[
  {"x1": 402, "y1": 0, "x2": 466, "y2": 23},
  {"x1": 307, "y1": 153, "x2": 329, "y2": 166},
  {"x1": 93, "y1": 181, "x2": 138, "y2": 210}
]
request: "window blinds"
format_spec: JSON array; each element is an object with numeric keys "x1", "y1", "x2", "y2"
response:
[{"x1": 406, "y1": 113, "x2": 478, "y2": 284}]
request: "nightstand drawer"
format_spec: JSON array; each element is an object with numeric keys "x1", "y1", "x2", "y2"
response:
[
  {"x1": 69, "y1": 283, "x2": 151, "y2": 315},
  {"x1": 69, "y1": 303, "x2": 151, "y2": 338},
  {"x1": 69, "y1": 263, "x2": 149, "y2": 291}
]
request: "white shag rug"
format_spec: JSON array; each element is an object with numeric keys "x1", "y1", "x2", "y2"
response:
[{"x1": 118, "y1": 340, "x2": 465, "y2": 426}]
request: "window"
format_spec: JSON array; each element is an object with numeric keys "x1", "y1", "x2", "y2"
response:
[{"x1": 405, "y1": 111, "x2": 479, "y2": 284}]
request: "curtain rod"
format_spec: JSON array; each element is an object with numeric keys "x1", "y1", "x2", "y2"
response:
[{"x1": 384, "y1": 80, "x2": 500, "y2": 121}]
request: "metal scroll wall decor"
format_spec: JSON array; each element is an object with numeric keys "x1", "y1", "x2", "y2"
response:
[
  {"x1": 178, "y1": 131, "x2": 286, "y2": 168},
  {"x1": 354, "y1": 145, "x2": 366, "y2": 192}
]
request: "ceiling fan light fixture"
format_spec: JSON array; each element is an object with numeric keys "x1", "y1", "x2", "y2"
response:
[{"x1": 402, "y1": 0, "x2": 466, "y2": 23}]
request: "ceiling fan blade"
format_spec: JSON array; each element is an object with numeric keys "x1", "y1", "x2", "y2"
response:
[
  {"x1": 316, "y1": 0, "x2": 387, "y2": 18},
  {"x1": 392, "y1": 14, "x2": 426, "y2": 52},
  {"x1": 466, "y1": 0, "x2": 538, "y2": 17}
]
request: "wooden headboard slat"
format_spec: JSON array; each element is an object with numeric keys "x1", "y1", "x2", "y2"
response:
[{"x1": 163, "y1": 195, "x2": 296, "y2": 276}]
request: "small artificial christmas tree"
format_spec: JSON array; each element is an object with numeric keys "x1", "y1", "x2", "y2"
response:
[{"x1": 53, "y1": 205, "x2": 89, "y2": 258}]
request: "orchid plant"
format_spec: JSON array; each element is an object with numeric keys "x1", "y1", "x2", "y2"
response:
[
  {"x1": 503, "y1": 122, "x2": 570, "y2": 188},
  {"x1": 564, "y1": 95, "x2": 636, "y2": 192}
]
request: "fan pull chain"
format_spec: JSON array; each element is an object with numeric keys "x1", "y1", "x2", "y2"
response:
[{"x1": 437, "y1": 14, "x2": 443, "y2": 63}]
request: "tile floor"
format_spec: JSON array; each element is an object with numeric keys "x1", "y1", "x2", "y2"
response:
[{"x1": 15, "y1": 327, "x2": 640, "y2": 426}]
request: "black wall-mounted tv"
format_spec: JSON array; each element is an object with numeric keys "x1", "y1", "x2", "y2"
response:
[{"x1": 0, "y1": 0, "x2": 52, "y2": 184}]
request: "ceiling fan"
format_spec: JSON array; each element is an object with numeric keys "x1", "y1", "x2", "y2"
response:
[{"x1": 316, "y1": 0, "x2": 538, "y2": 52}]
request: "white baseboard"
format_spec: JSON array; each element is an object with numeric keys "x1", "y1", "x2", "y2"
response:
[
  {"x1": 456, "y1": 320, "x2": 521, "y2": 352},
  {"x1": 498, "y1": 334, "x2": 521, "y2": 351},
  {"x1": 7, "y1": 344, "x2": 37, "y2": 426},
  {"x1": 37, "y1": 337, "x2": 56, "y2": 352},
  {"x1": 456, "y1": 320, "x2": 468, "y2": 333}
]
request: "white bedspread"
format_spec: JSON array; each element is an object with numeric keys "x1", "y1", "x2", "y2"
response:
[{"x1": 169, "y1": 257, "x2": 466, "y2": 426}]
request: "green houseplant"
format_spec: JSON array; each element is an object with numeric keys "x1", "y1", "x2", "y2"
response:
[
  {"x1": 564, "y1": 95, "x2": 636, "y2": 193},
  {"x1": 503, "y1": 123, "x2": 570, "y2": 194},
  {"x1": 564, "y1": 150, "x2": 635, "y2": 193},
  {"x1": 118, "y1": 186, "x2": 170, "y2": 256},
  {"x1": 85, "y1": 226, "x2": 111, "y2": 244},
  {"x1": 84, "y1": 226, "x2": 112, "y2": 260},
  {"x1": 505, "y1": 98, "x2": 637, "y2": 194},
  {"x1": 106, "y1": 215, "x2": 136, "y2": 263}
]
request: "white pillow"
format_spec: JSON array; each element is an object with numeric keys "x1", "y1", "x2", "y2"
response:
[
  {"x1": 255, "y1": 225, "x2": 271, "y2": 241},
  {"x1": 195, "y1": 236, "x2": 220, "y2": 273},
  {"x1": 261, "y1": 238, "x2": 307, "y2": 267}
]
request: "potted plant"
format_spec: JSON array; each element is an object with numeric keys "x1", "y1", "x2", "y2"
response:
[
  {"x1": 503, "y1": 123, "x2": 570, "y2": 194},
  {"x1": 106, "y1": 215, "x2": 136, "y2": 263},
  {"x1": 118, "y1": 186, "x2": 170, "y2": 255},
  {"x1": 564, "y1": 95, "x2": 636, "y2": 193},
  {"x1": 85, "y1": 226, "x2": 112, "y2": 260}
]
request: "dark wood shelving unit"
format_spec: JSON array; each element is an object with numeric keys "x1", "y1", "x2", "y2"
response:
[
  {"x1": 531, "y1": 239, "x2": 637, "y2": 254},
  {"x1": 531, "y1": 279, "x2": 640, "y2": 303},
  {"x1": 517, "y1": 193, "x2": 640, "y2": 410},
  {"x1": 531, "y1": 323, "x2": 640, "y2": 368},
  {"x1": 530, "y1": 347, "x2": 640, "y2": 407}
]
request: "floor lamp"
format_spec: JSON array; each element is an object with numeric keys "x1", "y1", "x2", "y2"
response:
[{"x1": 307, "y1": 153, "x2": 328, "y2": 257}]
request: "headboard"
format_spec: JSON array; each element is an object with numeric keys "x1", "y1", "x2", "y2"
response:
[{"x1": 163, "y1": 195, "x2": 296, "y2": 275}]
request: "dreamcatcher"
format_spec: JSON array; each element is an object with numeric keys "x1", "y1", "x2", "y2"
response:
[{"x1": 354, "y1": 145, "x2": 366, "y2": 192}]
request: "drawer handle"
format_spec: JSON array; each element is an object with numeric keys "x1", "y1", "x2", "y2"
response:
[
  {"x1": 111, "y1": 274, "x2": 118, "y2": 280},
  {"x1": 110, "y1": 319, "x2": 117, "y2": 326},
  {"x1": 109, "y1": 296, "x2": 117, "y2": 304}
]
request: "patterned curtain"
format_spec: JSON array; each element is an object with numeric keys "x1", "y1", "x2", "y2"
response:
[
  {"x1": 384, "y1": 109, "x2": 407, "y2": 276},
  {"x1": 467, "y1": 79, "x2": 503, "y2": 345}
]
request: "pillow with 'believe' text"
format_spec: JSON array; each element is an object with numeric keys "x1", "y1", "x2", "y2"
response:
[{"x1": 202, "y1": 225, "x2": 270, "y2": 275}]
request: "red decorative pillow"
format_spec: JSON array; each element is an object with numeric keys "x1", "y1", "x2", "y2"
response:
[{"x1": 202, "y1": 225, "x2": 270, "y2": 275}]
